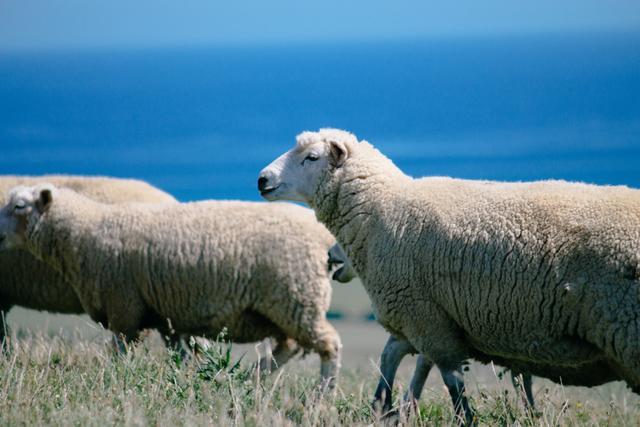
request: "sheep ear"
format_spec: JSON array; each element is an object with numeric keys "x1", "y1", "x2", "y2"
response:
[
  {"x1": 328, "y1": 140, "x2": 348, "y2": 168},
  {"x1": 36, "y1": 188, "x2": 53, "y2": 213}
]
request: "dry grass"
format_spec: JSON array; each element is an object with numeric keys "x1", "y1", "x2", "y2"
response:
[{"x1": 1, "y1": 326, "x2": 639, "y2": 426}]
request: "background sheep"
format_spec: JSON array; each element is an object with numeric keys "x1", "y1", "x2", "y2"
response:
[
  {"x1": 0, "y1": 184, "x2": 342, "y2": 386},
  {"x1": 258, "y1": 128, "x2": 640, "y2": 424},
  {"x1": 0, "y1": 175, "x2": 176, "y2": 349}
]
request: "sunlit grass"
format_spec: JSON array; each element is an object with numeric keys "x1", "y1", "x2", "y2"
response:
[{"x1": 1, "y1": 330, "x2": 638, "y2": 426}]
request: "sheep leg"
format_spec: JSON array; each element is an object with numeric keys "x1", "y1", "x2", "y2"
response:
[
  {"x1": 107, "y1": 303, "x2": 144, "y2": 354},
  {"x1": 157, "y1": 332, "x2": 192, "y2": 359},
  {"x1": 0, "y1": 306, "x2": 9, "y2": 353},
  {"x1": 411, "y1": 306, "x2": 475, "y2": 425},
  {"x1": 372, "y1": 335, "x2": 417, "y2": 414},
  {"x1": 258, "y1": 305, "x2": 341, "y2": 389},
  {"x1": 318, "y1": 322, "x2": 342, "y2": 389},
  {"x1": 306, "y1": 318, "x2": 342, "y2": 389},
  {"x1": 402, "y1": 354, "x2": 434, "y2": 408},
  {"x1": 258, "y1": 337, "x2": 300, "y2": 373},
  {"x1": 510, "y1": 371, "x2": 535, "y2": 410},
  {"x1": 439, "y1": 366, "x2": 475, "y2": 427}
]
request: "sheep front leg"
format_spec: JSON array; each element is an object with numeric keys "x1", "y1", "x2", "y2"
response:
[
  {"x1": 511, "y1": 372, "x2": 535, "y2": 410},
  {"x1": 410, "y1": 305, "x2": 475, "y2": 426},
  {"x1": 372, "y1": 335, "x2": 417, "y2": 414},
  {"x1": 0, "y1": 306, "x2": 9, "y2": 353},
  {"x1": 107, "y1": 300, "x2": 145, "y2": 354},
  {"x1": 110, "y1": 326, "x2": 144, "y2": 354},
  {"x1": 402, "y1": 354, "x2": 433, "y2": 408},
  {"x1": 158, "y1": 332, "x2": 192, "y2": 360},
  {"x1": 439, "y1": 366, "x2": 475, "y2": 427}
]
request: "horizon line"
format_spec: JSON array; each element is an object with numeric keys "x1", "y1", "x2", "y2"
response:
[{"x1": 1, "y1": 29, "x2": 639, "y2": 56}]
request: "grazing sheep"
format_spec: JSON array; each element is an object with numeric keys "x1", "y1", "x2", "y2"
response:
[
  {"x1": 0, "y1": 184, "x2": 342, "y2": 386},
  {"x1": 0, "y1": 175, "x2": 176, "y2": 347},
  {"x1": 258, "y1": 128, "x2": 640, "y2": 424}
]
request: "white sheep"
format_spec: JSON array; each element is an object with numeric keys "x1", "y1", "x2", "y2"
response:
[
  {"x1": 259, "y1": 128, "x2": 640, "y2": 424},
  {"x1": 0, "y1": 175, "x2": 176, "y2": 348},
  {"x1": 0, "y1": 184, "x2": 342, "y2": 386}
]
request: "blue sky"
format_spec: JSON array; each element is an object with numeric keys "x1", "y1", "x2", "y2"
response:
[{"x1": 1, "y1": 0, "x2": 639, "y2": 51}]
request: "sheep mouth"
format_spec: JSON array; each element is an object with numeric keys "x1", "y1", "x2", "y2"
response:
[{"x1": 260, "y1": 185, "x2": 280, "y2": 196}]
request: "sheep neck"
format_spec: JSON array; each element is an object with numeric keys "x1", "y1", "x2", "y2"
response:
[{"x1": 312, "y1": 153, "x2": 411, "y2": 282}]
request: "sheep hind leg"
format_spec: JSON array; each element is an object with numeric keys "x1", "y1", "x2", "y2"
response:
[
  {"x1": 258, "y1": 337, "x2": 300, "y2": 373},
  {"x1": 372, "y1": 335, "x2": 418, "y2": 414},
  {"x1": 302, "y1": 318, "x2": 342, "y2": 390},
  {"x1": 256, "y1": 305, "x2": 341, "y2": 389}
]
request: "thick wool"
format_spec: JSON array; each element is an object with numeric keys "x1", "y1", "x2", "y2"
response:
[
  {"x1": 301, "y1": 130, "x2": 640, "y2": 390},
  {"x1": 9, "y1": 186, "x2": 341, "y2": 379},
  {"x1": 0, "y1": 175, "x2": 176, "y2": 340}
]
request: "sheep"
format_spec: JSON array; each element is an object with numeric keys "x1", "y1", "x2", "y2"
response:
[
  {"x1": 0, "y1": 175, "x2": 176, "y2": 348},
  {"x1": 0, "y1": 184, "x2": 342, "y2": 386},
  {"x1": 258, "y1": 128, "x2": 640, "y2": 424}
]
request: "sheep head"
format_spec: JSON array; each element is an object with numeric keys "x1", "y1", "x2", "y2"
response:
[
  {"x1": 258, "y1": 128, "x2": 357, "y2": 204},
  {"x1": 328, "y1": 243, "x2": 357, "y2": 283},
  {"x1": 0, "y1": 184, "x2": 55, "y2": 250}
]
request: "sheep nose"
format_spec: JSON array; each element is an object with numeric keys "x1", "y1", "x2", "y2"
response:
[{"x1": 257, "y1": 176, "x2": 269, "y2": 192}]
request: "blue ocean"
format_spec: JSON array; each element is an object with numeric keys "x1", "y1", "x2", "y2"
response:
[{"x1": 0, "y1": 34, "x2": 639, "y2": 202}]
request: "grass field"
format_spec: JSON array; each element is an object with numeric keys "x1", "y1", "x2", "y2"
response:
[
  {"x1": 2, "y1": 281, "x2": 639, "y2": 426},
  {"x1": 2, "y1": 319, "x2": 639, "y2": 425}
]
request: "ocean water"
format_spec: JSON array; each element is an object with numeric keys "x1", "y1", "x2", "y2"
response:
[{"x1": 0, "y1": 34, "x2": 638, "y2": 202}]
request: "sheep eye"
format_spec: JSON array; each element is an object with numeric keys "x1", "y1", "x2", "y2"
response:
[{"x1": 301, "y1": 154, "x2": 319, "y2": 165}]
